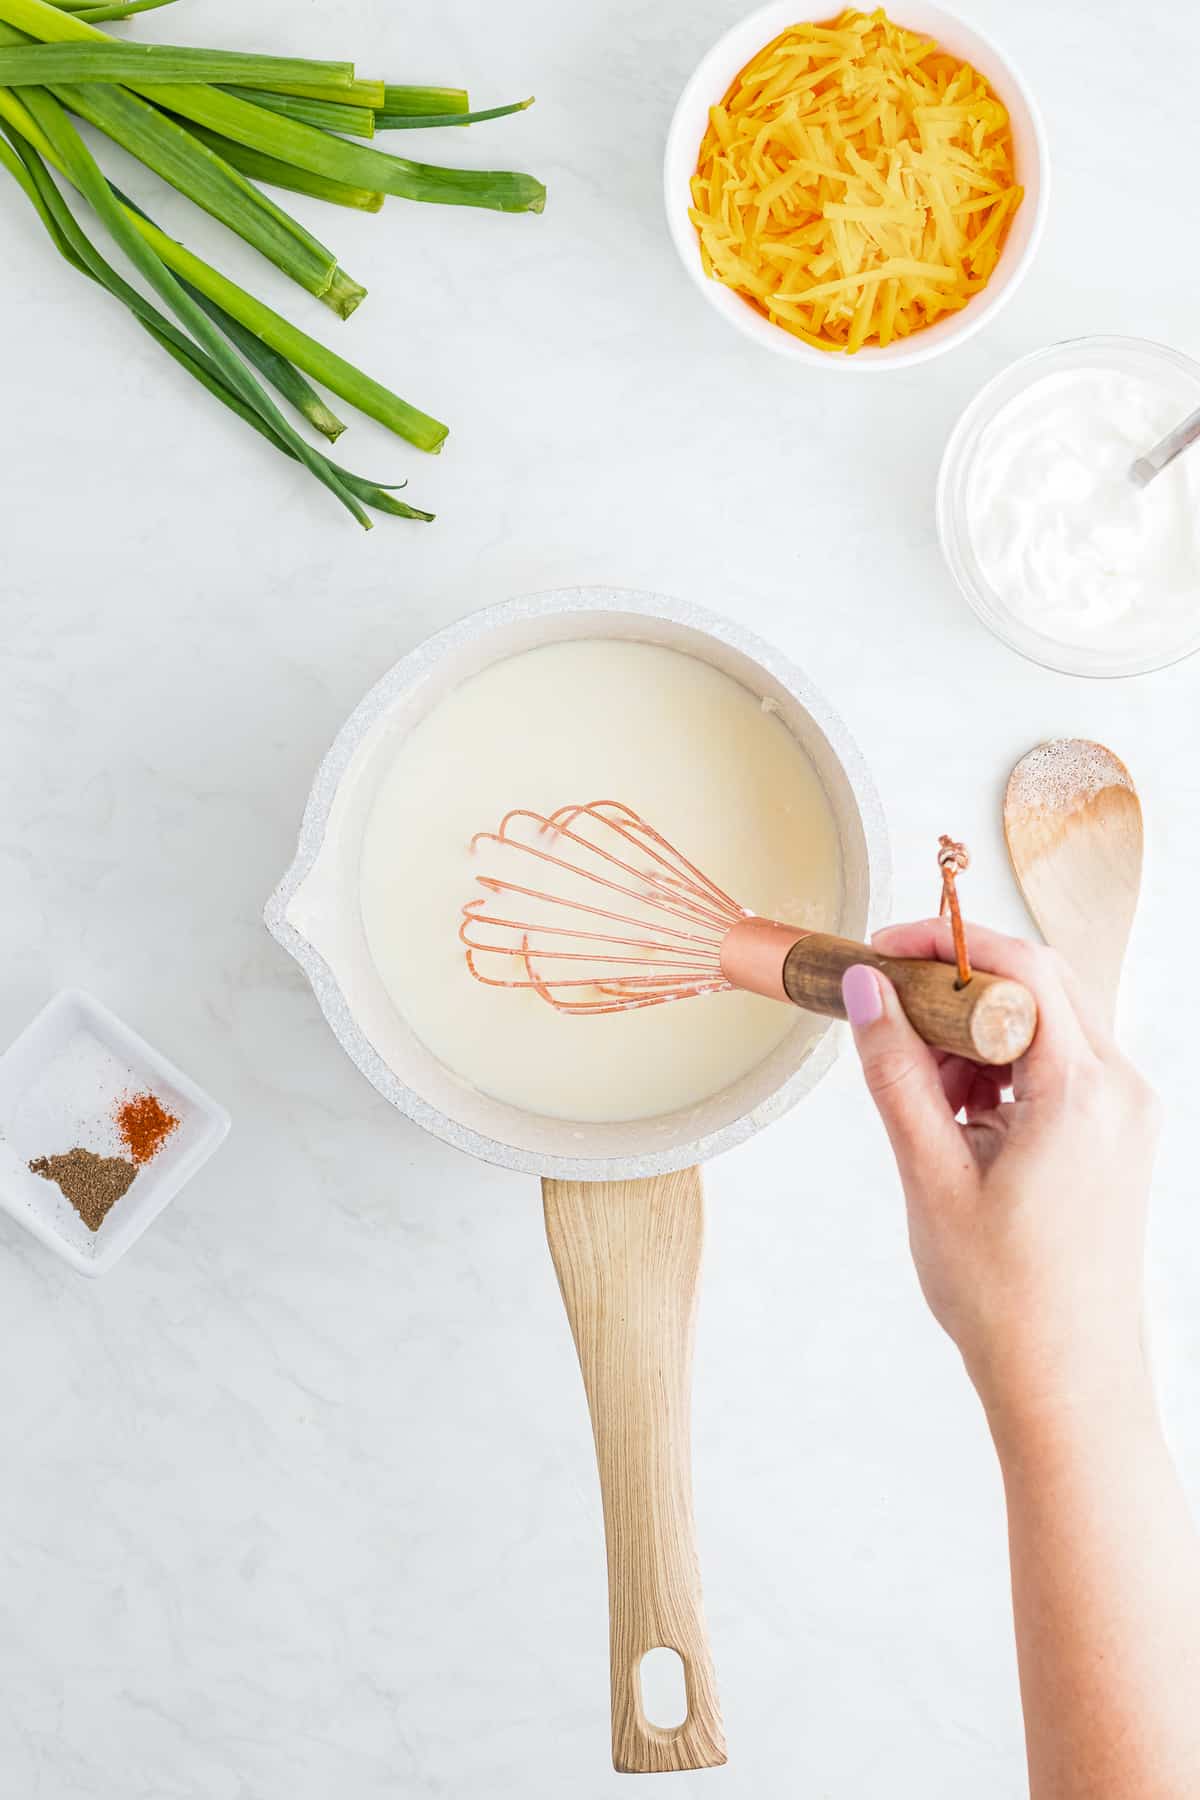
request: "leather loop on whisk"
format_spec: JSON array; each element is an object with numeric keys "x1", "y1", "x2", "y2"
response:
[{"x1": 937, "y1": 836, "x2": 972, "y2": 989}]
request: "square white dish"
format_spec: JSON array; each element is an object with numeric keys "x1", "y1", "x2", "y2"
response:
[{"x1": 0, "y1": 989, "x2": 230, "y2": 1277}]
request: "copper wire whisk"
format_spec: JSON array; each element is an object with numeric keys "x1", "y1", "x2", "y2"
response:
[
  {"x1": 460, "y1": 800, "x2": 1037, "y2": 1066},
  {"x1": 462, "y1": 799, "x2": 750, "y2": 1013}
]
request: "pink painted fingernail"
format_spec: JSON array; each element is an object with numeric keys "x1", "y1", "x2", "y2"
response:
[{"x1": 842, "y1": 964, "x2": 883, "y2": 1027}]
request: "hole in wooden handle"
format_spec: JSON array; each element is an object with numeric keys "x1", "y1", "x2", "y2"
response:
[{"x1": 639, "y1": 1647, "x2": 689, "y2": 1729}]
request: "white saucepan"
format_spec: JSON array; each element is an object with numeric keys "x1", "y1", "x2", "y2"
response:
[{"x1": 266, "y1": 587, "x2": 889, "y2": 1772}]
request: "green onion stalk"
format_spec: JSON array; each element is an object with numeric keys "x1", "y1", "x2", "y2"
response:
[
  {"x1": 49, "y1": 0, "x2": 179, "y2": 19},
  {"x1": 173, "y1": 279, "x2": 348, "y2": 443},
  {"x1": 173, "y1": 119, "x2": 384, "y2": 211},
  {"x1": 0, "y1": 0, "x2": 545, "y2": 525},
  {"x1": 19, "y1": 83, "x2": 376, "y2": 522},
  {"x1": 0, "y1": 21, "x2": 366, "y2": 313},
  {"x1": 0, "y1": 41, "x2": 358, "y2": 86},
  {"x1": 0, "y1": 82, "x2": 447, "y2": 448},
  {"x1": 375, "y1": 97, "x2": 533, "y2": 131},
  {"x1": 0, "y1": 86, "x2": 445, "y2": 518},
  {"x1": 0, "y1": 0, "x2": 546, "y2": 212},
  {"x1": 380, "y1": 85, "x2": 468, "y2": 116},
  {"x1": 270, "y1": 77, "x2": 384, "y2": 109},
  {"x1": 1, "y1": 128, "x2": 430, "y2": 517},
  {"x1": 220, "y1": 85, "x2": 376, "y2": 139},
  {"x1": 134, "y1": 78, "x2": 545, "y2": 211},
  {"x1": 64, "y1": 79, "x2": 365, "y2": 314}
]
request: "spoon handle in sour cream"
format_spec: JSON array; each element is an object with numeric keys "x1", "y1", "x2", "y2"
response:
[{"x1": 1131, "y1": 401, "x2": 1200, "y2": 487}]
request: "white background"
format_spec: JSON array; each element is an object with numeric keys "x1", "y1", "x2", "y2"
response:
[{"x1": 3, "y1": 0, "x2": 1199, "y2": 1794}]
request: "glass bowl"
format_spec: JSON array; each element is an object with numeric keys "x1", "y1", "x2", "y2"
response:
[{"x1": 937, "y1": 335, "x2": 1200, "y2": 677}]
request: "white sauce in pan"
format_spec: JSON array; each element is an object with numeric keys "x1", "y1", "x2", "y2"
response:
[{"x1": 360, "y1": 639, "x2": 842, "y2": 1122}]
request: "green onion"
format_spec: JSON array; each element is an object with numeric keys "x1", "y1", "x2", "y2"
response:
[
  {"x1": 3, "y1": 128, "x2": 431, "y2": 518},
  {"x1": 2, "y1": 0, "x2": 543, "y2": 527},
  {"x1": 381, "y1": 85, "x2": 468, "y2": 116},
  {"x1": 176, "y1": 281, "x2": 347, "y2": 441},
  {"x1": 0, "y1": 19, "x2": 367, "y2": 313},
  {"x1": 17, "y1": 83, "x2": 376, "y2": 522},
  {"x1": 113, "y1": 189, "x2": 349, "y2": 440},
  {"x1": 125, "y1": 210, "x2": 448, "y2": 449},
  {"x1": 0, "y1": 70, "x2": 67, "y2": 157},
  {"x1": 134, "y1": 81, "x2": 546, "y2": 211},
  {"x1": 73, "y1": 0, "x2": 179, "y2": 20},
  {"x1": 47, "y1": 0, "x2": 177, "y2": 14},
  {"x1": 0, "y1": 109, "x2": 35, "y2": 189},
  {"x1": 225, "y1": 84, "x2": 375, "y2": 139},
  {"x1": 172, "y1": 118, "x2": 383, "y2": 211},
  {"x1": 153, "y1": 325, "x2": 434, "y2": 517},
  {"x1": 0, "y1": 38, "x2": 358, "y2": 89},
  {"x1": 317, "y1": 470, "x2": 432, "y2": 522},
  {"x1": 267, "y1": 76, "x2": 384, "y2": 108},
  {"x1": 58, "y1": 75, "x2": 364, "y2": 311},
  {"x1": 138, "y1": 329, "x2": 434, "y2": 517},
  {"x1": 0, "y1": 81, "x2": 447, "y2": 452},
  {"x1": 0, "y1": 0, "x2": 545, "y2": 213},
  {"x1": 376, "y1": 97, "x2": 533, "y2": 130}
]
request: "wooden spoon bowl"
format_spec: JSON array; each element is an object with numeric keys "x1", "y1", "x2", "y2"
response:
[{"x1": 1004, "y1": 740, "x2": 1143, "y2": 1024}]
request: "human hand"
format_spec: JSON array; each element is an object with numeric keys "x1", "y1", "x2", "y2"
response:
[{"x1": 841, "y1": 920, "x2": 1161, "y2": 1435}]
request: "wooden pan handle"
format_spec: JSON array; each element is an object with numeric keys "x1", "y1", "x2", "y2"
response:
[
  {"x1": 783, "y1": 932, "x2": 1037, "y2": 1065},
  {"x1": 543, "y1": 1170, "x2": 726, "y2": 1774}
]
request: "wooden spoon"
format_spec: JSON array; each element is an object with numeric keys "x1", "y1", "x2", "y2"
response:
[{"x1": 1004, "y1": 740, "x2": 1143, "y2": 1024}]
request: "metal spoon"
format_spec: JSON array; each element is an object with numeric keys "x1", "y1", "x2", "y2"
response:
[{"x1": 1130, "y1": 403, "x2": 1200, "y2": 488}]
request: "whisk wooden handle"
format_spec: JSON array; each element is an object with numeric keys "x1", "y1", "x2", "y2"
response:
[{"x1": 782, "y1": 933, "x2": 1037, "y2": 1065}]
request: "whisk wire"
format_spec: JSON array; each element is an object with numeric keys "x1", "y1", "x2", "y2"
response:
[
  {"x1": 462, "y1": 800, "x2": 747, "y2": 1013},
  {"x1": 470, "y1": 805, "x2": 743, "y2": 934},
  {"x1": 550, "y1": 800, "x2": 745, "y2": 916}
]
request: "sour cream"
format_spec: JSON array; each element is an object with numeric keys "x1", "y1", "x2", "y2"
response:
[{"x1": 965, "y1": 367, "x2": 1200, "y2": 652}]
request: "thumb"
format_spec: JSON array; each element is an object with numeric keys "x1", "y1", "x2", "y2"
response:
[{"x1": 842, "y1": 964, "x2": 960, "y2": 1180}]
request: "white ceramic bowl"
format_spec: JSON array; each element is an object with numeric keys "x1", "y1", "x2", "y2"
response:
[
  {"x1": 937, "y1": 335, "x2": 1200, "y2": 677},
  {"x1": 266, "y1": 589, "x2": 889, "y2": 1181},
  {"x1": 663, "y1": 0, "x2": 1049, "y2": 370}
]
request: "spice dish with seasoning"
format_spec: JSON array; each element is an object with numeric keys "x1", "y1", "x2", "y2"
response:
[
  {"x1": 27, "y1": 1088, "x2": 181, "y2": 1233},
  {"x1": 0, "y1": 988, "x2": 229, "y2": 1274}
]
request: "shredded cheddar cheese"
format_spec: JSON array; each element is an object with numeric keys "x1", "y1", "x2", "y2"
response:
[{"x1": 689, "y1": 9, "x2": 1022, "y2": 353}]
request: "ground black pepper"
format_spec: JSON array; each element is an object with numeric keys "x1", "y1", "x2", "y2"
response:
[{"x1": 29, "y1": 1148, "x2": 137, "y2": 1232}]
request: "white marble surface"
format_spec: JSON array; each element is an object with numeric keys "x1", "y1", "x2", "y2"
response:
[{"x1": 3, "y1": 0, "x2": 1200, "y2": 1793}]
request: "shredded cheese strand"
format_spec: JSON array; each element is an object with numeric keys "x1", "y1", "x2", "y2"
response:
[{"x1": 689, "y1": 7, "x2": 1023, "y2": 354}]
